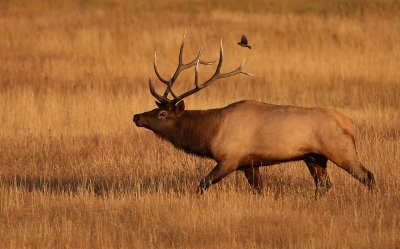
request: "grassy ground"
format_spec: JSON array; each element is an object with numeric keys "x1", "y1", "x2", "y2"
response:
[{"x1": 0, "y1": 0, "x2": 399, "y2": 248}]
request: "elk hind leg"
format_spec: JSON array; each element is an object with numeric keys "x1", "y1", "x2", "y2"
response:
[
  {"x1": 325, "y1": 137, "x2": 375, "y2": 190},
  {"x1": 242, "y1": 167, "x2": 263, "y2": 194},
  {"x1": 304, "y1": 154, "x2": 332, "y2": 197},
  {"x1": 331, "y1": 158, "x2": 375, "y2": 190}
]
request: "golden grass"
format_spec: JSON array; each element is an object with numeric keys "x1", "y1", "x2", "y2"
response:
[{"x1": 0, "y1": 0, "x2": 400, "y2": 248}]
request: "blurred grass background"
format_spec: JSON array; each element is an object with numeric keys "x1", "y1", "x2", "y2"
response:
[{"x1": 0, "y1": 0, "x2": 399, "y2": 248}]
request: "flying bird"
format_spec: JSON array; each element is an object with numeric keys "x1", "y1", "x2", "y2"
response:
[{"x1": 237, "y1": 35, "x2": 252, "y2": 49}]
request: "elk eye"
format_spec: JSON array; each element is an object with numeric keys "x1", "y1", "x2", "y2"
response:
[{"x1": 158, "y1": 111, "x2": 167, "y2": 118}]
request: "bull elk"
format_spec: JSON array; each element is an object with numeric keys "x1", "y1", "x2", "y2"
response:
[{"x1": 133, "y1": 34, "x2": 375, "y2": 195}]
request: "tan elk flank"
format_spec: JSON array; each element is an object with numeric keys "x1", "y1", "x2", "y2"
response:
[{"x1": 133, "y1": 34, "x2": 376, "y2": 195}]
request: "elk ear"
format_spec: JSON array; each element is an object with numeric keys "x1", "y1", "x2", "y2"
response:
[
  {"x1": 175, "y1": 100, "x2": 185, "y2": 113},
  {"x1": 155, "y1": 101, "x2": 163, "y2": 108}
]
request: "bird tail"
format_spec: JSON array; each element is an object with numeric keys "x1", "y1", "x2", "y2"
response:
[{"x1": 248, "y1": 45, "x2": 252, "y2": 49}]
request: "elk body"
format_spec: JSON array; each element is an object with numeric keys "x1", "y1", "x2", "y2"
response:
[{"x1": 133, "y1": 34, "x2": 375, "y2": 195}]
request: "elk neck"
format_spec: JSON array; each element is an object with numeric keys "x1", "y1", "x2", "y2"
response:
[{"x1": 156, "y1": 109, "x2": 222, "y2": 158}]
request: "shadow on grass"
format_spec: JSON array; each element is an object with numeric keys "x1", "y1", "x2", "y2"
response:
[
  {"x1": 0, "y1": 174, "x2": 199, "y2": 196},
  {"x1": 0, "y1": 172, "x2": 316, "y2": 197}
]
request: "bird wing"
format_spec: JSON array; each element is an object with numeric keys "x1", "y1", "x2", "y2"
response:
[{"x1": 241, "y1": 35, "x2": 248, "y2": 44}]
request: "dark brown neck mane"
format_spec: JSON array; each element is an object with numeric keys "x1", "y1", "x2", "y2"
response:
[{"x1": 155, "y1": 109, "x2": 222, "y2": 158}]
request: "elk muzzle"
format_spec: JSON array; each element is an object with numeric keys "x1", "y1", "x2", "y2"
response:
[{"x1": 133, "y1": 114, "x2": 143, "y2": 127}]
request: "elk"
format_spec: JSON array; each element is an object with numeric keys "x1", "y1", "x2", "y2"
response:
[{"x1": 133, "y1": 34, "x2": 376, "y2": 195}]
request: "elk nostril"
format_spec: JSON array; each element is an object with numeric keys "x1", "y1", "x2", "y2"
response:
[{"x1": 133, "y1": 115, "x2": 140, "y2": 123}]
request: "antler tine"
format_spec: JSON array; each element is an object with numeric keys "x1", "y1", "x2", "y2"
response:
[
  {"x1": 171, "y1": 39, "x2": 254, "y2": 102},
  {"x1": 215, "y1": 38, "x2": 224, "y2": 74},
  {"x1": 211, "y1": 58, "x2": 255, "y2": 80},
  {"x1": 238, "y1": 58, "x2": 255, "y2": 76},
  {"x1": 194, "y1": 59, "x2": 200, "y2": 88},
  {"x1": 178, "y1": 30, "x2": 186, "y2": 64},
  {"x1": 154, "y1": 52, "x2": 169, "y2": 84},
  {"x1": 164, "y1": 33, "x2": 188, "y2": 97},
  {"x1": 149, "y1": 76, "x2": 169, "y2": 103},
  {"x1": 187, "y1": 48, "x2": 215, "y2": 66}
]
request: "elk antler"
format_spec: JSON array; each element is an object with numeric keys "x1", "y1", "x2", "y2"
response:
[
  {"x1": 149, "y1": 33, "x2": 253, "y2": 104},
  {"x1": 169, "y1": 39, "x2": 254, "y2": 102},
  {"x1": 150, "y1": 31, "x2": 215, "y2": 103}
]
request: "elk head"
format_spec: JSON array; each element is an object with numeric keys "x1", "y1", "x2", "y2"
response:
[{"x1": 133, "y1": 32, "x2": 253, "y2": 134}]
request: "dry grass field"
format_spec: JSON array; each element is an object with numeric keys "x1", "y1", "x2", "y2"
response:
[{"x1": 1, "y1": 0, "x2": 400, "y2": 248}]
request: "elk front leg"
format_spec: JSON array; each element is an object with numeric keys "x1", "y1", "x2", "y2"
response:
[
  {"x1": 197, "y1": 160, "x2": 237, "y2": 194},
  {"x1": 242, "y1": 167, "x2": 263, "y2": 194}
]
